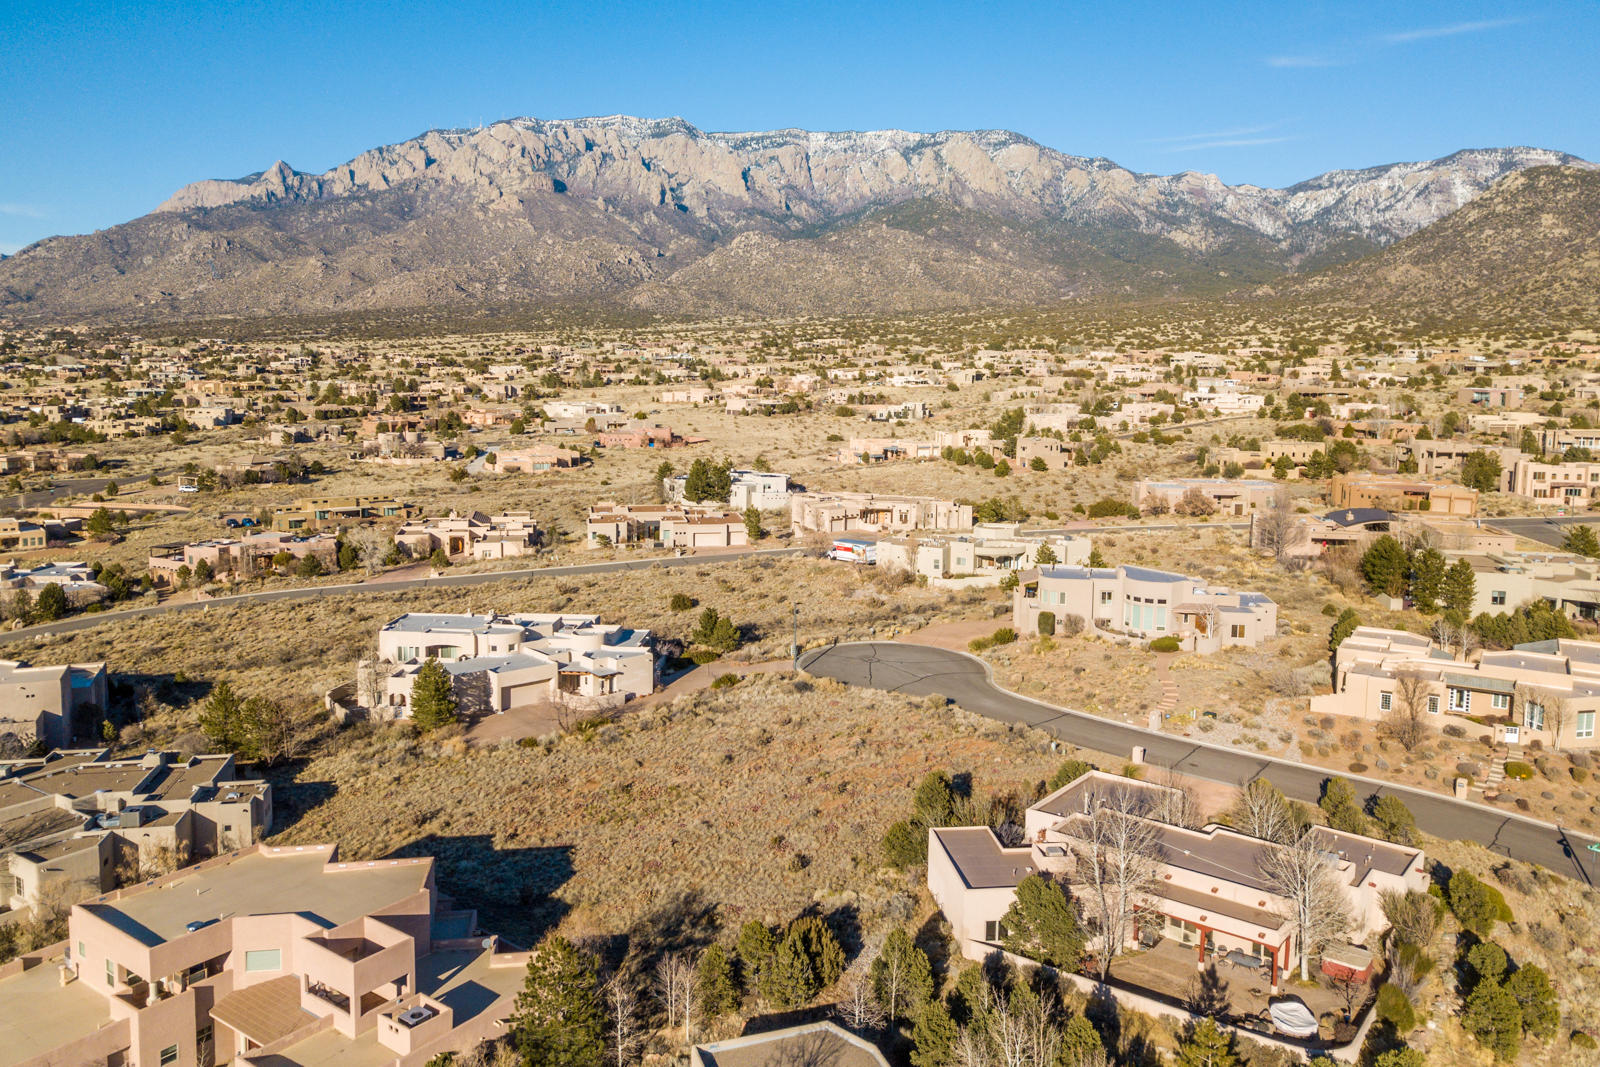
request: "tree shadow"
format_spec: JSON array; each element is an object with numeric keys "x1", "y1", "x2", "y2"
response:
[
  {"x1": 1185, "y1": 964, "x2": 1231, "y2": 1017},
  {"x1": 385, "y1": 834, "x2": 574, "y2": 947},
  {"x1": 914, "y1": 910, "x2": 955, "y2": 991}
]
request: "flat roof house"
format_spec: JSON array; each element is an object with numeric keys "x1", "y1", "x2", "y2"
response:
[
  {"x1": 1013, "y1": 565, "x2": 1276, "y2": 652},
  {"x1": 929, "y1": 771, "x2": 1426, "y2": 994},
  {"x1": 0, "y1": 748, "x2": 271, "y2": 914},
  {"x1": 0, "y1": 658, "x2": 109, "y2": 750},
  {"x1": 1134, "y1": 478, "x2": 1280, "y2": 517},
  {"x1": 0, "y1": 843, "x2": 529, "y2": 1066},
  {"x1": 1328, "y1": 475, "x2": 1477, "y2": 517},
  {"x1": 270, "y1": 497, "x2": 416, "y2": 532},
  {"x1": 790, "y1": 492, "x2": 974, "y2": 535},
  {"x1": 1313, "y1": 625, "x2": 1600, "y2": 749},
  {"x1": 363, "y1": 611, "x2": 656, "y2": 719}
]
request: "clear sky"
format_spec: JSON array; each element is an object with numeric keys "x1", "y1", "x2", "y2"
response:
[{"x1": 2, "y1": 0, "x2": 1595, "y2": 254}]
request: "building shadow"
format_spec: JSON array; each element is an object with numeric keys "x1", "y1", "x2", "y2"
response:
[{"x1": 385, "y1": 834, "x2": 574, "y2": 947}]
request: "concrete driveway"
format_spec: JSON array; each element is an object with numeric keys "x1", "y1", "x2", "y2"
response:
[{"x1": 799, "y1": 641, "x2": 1600, "y2": 882}]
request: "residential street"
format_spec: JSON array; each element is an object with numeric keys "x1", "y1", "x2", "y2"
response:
[{"x1": 799, "y1": 641, "x2": 1600, "y2": 883}]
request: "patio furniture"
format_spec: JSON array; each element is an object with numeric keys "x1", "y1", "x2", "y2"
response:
[{"x1": 1224, "y1": 949, "x2": 1264, "y2": 970}]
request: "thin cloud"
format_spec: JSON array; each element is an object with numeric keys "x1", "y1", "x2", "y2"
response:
[
  {"x1": 1162, "y1": 136, "x2": 1297, "y2": 152},
  {"x1": 0, "y1": 203, "x2": 46, "y2": 219},
  {"x1": 1381, "y1": 17, "x2": 1529, "y2": 44},
  {"x1": 1148, "y1": 122, "x2": 1289, "y2": 145},
  {"x1": 1266, "y1": 55, "x2": 1339, "y2": 68},
  {"x1": 0, "y1": 244, "x2": 20, "y2": 256}
]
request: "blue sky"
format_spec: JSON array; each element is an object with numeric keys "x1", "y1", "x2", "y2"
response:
[{"x1": 2, "y1": 0, "x2": 1595, "y2": 253}]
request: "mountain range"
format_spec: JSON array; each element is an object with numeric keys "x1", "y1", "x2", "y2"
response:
[{"x1": 0, "y1": 115, "x2": 1592, "y2": 323}]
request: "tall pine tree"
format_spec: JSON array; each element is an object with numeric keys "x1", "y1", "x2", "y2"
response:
[
  {"x1": 409, "y1": 657, "x2": 459, "y2": 732},
  {"x1": 512, "y1": 934, "x2": 605, "y2": 1067}
]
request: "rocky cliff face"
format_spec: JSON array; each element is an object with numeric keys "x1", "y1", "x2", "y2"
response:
[{"x1": 2, "y1": 115, "x2": 1589, "y2": 322}]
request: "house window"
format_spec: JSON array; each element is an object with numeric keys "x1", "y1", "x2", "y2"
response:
[
  {"x1": 1578, "y1": 712, "x2": 1595, "y2": 740},
  {"x1": 1491, "y1": 591, "x2": 1507, "y2": 606},
  {"x1": 1100, "y1": 590, "x2": 1112, "y2": 604},
  {"x1": 1427, "y1": 694, "x2": 1440, "y2": 715},
  {"x1": 1230, "y1": 624, "x2": 1245, "y2": 639},
  {"x1": 106, "y1": 959, "x2": 116, "y2": 987},
  {"x1": 244, "y1": 949, "x2": 281, "y2": 972},
  {"x1": 1492, "y1": 693, "x2": 1510, "y2": 711},
  {"x1": 1448, "y1": 688, "x2": 1471, "y2": 713},
  {"x1": 1379, "y1": 692, "x2": 1393, "y2": 712},
  {"x1": 160, "y1": 1046, "x2": 179, "y2": 1067},
  {"x1": 1524, "y1": 702, "x2": 1546, "y2": 732},
  {"x1": 984, "y1": 920, "x2": 1009, "y2": 942}
]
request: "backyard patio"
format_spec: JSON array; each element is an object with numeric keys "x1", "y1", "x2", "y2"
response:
[{"x1": 1108, "y1": 938, "x2": 1371, "y2": 1038}]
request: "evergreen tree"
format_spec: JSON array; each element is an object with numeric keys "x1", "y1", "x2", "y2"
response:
[
  {"x1": 1463, "y1": 979, "x2": 1523, "y2": 1060},
  {"x1": 1564, "y1": 524, "x2": 1600, "y2": 559},
  {"x1": 761, "y1": 931, "x2": 818, "y2": 1008},
  {"x1": 193, "y1": 558, "x2": 214, "y2": 583},
  {"x1": 882, "y1": 820, "x2": 927, "y2": 867},
  {"x1": 1329, "y1": 608, "x2": 1362, "y2": 651},
  {"x1": 1360, "y1": 536, "x2": 1410, "y2": 597},
  {"x1": 8, "y1": 587, "x2": 32, "y2": 625},
  {"x1": 1369, "y1": 795, "x2": 1417, "y2": 845},
  {"x1": 337, "y1": 542, "x2": 359, "y2": 571},
  {"x1": 199, "y1": 680, "x2": 245, "y2": 751},
  {"x1": 1034, "y1": 543, "x2": 1058, "y2": 565},
  {"x1": 1409, "y1": 546, "x2": 1445, "y2": 612},
  {"x1": 1319, "y1": 778, "x2": 1369, "y2": 835},
  {"x1": 1049, "y1": 759, "x2": 1093, "y2": 791},
  {"x1": 1060, "y1": 1013, "x2": 1106, "y2": 1067},
  {"x1": 1505, "y1": 964, "x2": 1559, "y2": 1039},
  {"x1": 869, "y1": 928, "x2": 934, "y2": 1021},
  {"x1": 785, "y1": 915, "x2": 846, "y2": 988},
  {"x1": 912, "y1": 770, "x2": 955, "y2": 827},
  {"x1": 1174, "y1": 1018, "x2": 1240, "y2": 1067},
  {"x1": 696, "y1": 944, "x2": 738, "y2": 1018},
  {"x1": 34, "y1": 583, "x2": 67, "y2": 621},
  {"x1": 409, "y1": 657, "x2": 459, "y2": 732},
  {"x1": 1461, "y1": 451, "x2": 1503, "y2": 493},
  {"x1": 909, "y1": 999, "x2": 957, "y2": 1067},
  {"x1": 735, "y1": 920, "x2": 776, "y2": 990},
  {"x1": 1442, "y1": 559, "x2": 1477, "y2": 620},
  {"x1": 1448, "y1": 870, "x2": 1501, "y2": 935},
  {"x1": 1087, "y1": 547, "x2": 1107, "y2": 568},
  {"x1": 684, "y1": 458, "x2": 732, "y2": 503},
  {"x1": 511, "y1": 934, "x2": 605, "y2": 1067},
  {"x1": 1373, "y1": 1050, "x2": 1426, "y2": 1067},
  {"x1": 1000, "y1": 873, "x2": 1085, "y2": 968}
]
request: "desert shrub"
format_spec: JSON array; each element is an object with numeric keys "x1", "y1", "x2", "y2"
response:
[
  {"x1": 1148, "y1": 636, "x2": 1181, "y2": 653},
  {"x1": 1503, "y1": 761, "x2": 1534, "y2": 780},
  {"x1": 1443, "y1": 723, "x2": 1466, "y2": 738},
  {"x1": 1037, "y1": 611, "x2": 1056, "y2": 636},
  {"x1": 1448, "y1": 870, "x2": 1511, "y2": 935},
  {"x1": 710, "y1": 673, "x2": 740, "y2": 690},
  {"x1": 1058, "y1": 614, "x2": 1085, "y2": 637},
  {"x1": 882, "y1": 821, "x2": 926, "y2": 868},
  {"x1": 1571, "y1": 1031, "x2": 1597, "y2": 1050},
  {"x1": 1368, "y1": 795, "x2": 1417, "y2": 844},
  {"x1": 669, "y1": 592, "x2": 696, "y2": 611},
  {"x1": 1048, "y1": 759, "x2": 1093, "y2": 791},
  {"x1": 1375, "y1": 983, "x2": 1417, "y2": 1032},
  {"x1": 1572, "y1": 766, "x2": 1589, "y2": 783}
]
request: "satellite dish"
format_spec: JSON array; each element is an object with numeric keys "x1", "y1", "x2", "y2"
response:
[{"x1": 482, "y1": 937, "x2": 495, "y2": 951}]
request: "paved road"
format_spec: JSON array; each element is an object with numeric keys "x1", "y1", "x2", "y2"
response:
[
  {"x1": 0, "y1": 546, "x2": 804, "y2": 642},
  {"x1": 1486, "y1": 514, "x2": 1600, "y2": 549},
  {"x1": 0, "y1": 476, "x2": 116, "y2": 512},
  {"x1": 800, "y1": 641, "x2": 1600, "y2": 883}
]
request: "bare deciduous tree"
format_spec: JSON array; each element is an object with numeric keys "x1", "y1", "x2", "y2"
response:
[
  {"x1": 1545, "y1": 692, "x2": 1571, "y2": 751},
  {"x1": 834, "y1": 939, "x2": 887, "y2": 1034},
  {"x1": 954, "y1": 979, "x2": 1061, "y2": 1067},
  {"x1": 603, "y1": 970, "x2": 645, "y2": 1067},
  {"x1": 343, "y1": 524, "x2": 393, "y2": 575},
  {"x1": 1259, "y1": 829, "x2": 1354, "y2": 981},
  {"x1": 1071, "y1": 787, "x2": 1161, "y2": 981},
  {"x1": 1381, "y1": 671, "x2": 1433, "y2": 749},
  {"x1": 1233, "y1": 778, "x2": 1296, "y2": 845},
  {"x1": 1431, "y1": 617, "x2": 1478, "y2": 660},
  {"x1": 1253, "y1": 487, "x2": 1305, "y2": 569},
  {"x1": 653, "y1": 950, "x2": 698, "y2": 1044},
  {"x1": 1148, "y1": 766, "x2": 1204, "y2": 829}
]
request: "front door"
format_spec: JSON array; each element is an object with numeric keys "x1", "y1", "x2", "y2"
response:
[{"x1": 1503, "y1": 725, "x2": 1520, "y2": 744}]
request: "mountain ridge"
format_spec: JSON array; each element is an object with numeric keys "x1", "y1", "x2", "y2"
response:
[{"x1": 1, "y1": 115, "x2": 1592, "y2": 323}]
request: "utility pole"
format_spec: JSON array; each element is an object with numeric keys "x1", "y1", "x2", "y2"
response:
[{"x1": 790, "y1": 604, "x2": 800, "y2": 669}]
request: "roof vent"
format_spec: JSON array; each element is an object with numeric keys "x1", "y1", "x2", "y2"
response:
[{"x1": 397, "y1": 1005, "x2": 435, "y2": 1028}]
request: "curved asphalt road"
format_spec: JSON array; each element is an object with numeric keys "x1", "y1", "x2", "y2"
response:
[
  {"x1": 0, "y1": 547, "x2": 805, "y2": 642},
  {"x1": 800, "y1": 641, "x2": 1600, "y2": 883}
]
